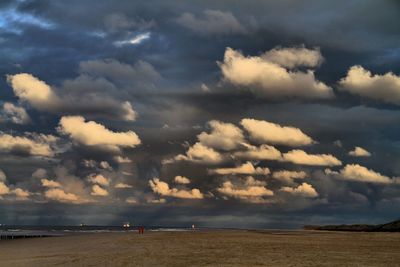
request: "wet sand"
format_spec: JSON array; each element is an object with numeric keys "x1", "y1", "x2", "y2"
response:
[{"x1": 1, "y1": 230, "x2": 399, "y2": 266}]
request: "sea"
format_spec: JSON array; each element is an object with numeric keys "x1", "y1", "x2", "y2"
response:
[{"x1": 0, "y1": 225, "x2": 197, "y2": 239}]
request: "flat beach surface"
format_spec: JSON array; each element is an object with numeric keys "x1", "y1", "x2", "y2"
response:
[{"x1": 1, "y1": 230, "x2": 400, "y2": 267}]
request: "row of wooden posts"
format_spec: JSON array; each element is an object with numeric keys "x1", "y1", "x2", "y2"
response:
[{"x1": 0, "y1": 234, "x2": 49, "y2": 240}]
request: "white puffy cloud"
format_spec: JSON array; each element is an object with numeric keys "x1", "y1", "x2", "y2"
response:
[
  {"x1": 87, "y1": 174, "x2": 110, "y2": 187},
  {"x1": 280, "y1": 182, "x2": 318, "y2": 198},
  {"x1": 174, "y1": 176, "x2": 191, "y2": 184},
  {"x1": 58, "y1": 116, "x2": 141, "y2": 151},
  {"x1": 164, "y1": 120, "x2": 247, "y2": 164},
  {"x1": 208, "y1": 161, "x2": 270, "y2": 175},
  {"x1": 197, "y1": 120, "x2": 245, "y2": 151},
  {"x1": 234, "y1": 144, "x2": 282, "y2": 161},
  {"x1": 262, "y1": 46, "x2": 323, "y2": 69},
  {"x1": 12, "y1": 188, "x2": 30, "y2": 200},
  {"x1": 7, "y1": 73, "x2": 60, "y2": 109},
  {"x1": 339, "y1": 66, "x2": 400, "y2": 105},
  {"x1": 282, "y1": 150, "x2": 342, "y2": 166},
  {"x1": 326, "y1": 164, "x2": 392, "y2": 184},
  {"x1": 41, "y1": 179, "x2": 62, "y2": 188},
  {"x1": 241, "y1": 118, "x2": 314, "y2": 146},
  {"x1": 219, "y1": 47, "x2": 333, "y2": 99},
  {"x1": 176, "y1": 10, "x2": 247, "y2": 35},
  {"x1": 115, "y1": 183, "x2": 133, "y2": 189},
  {"x1": 7, "y1": 73, "x2": 137, "y2": 121},
  {"x1": 272, "y1": 170, "x2": 307, "y2": 183},
  {"x1": 91, "y1": 184, "x2": 109, "y2": 196},
  {"x1": 149, "y1": 178, "x2": 204, "y2": 199},
  {"x1": 44, "y1": 188, "x2": 80, "y2": 203},
  {"x1": 169, "y1": 142, "x2": 224, "y2": 164},
  {"x1": 348, "y1": 146, "x2": 371, "y2": 157},
  {"x1": 0, "y1": 182, "x2": 10, "y2": 195},
  {"x1": 217, "y1": 176, "x2": 273, "y2": 202},
  {"x1": 1, "y1": 102, "x2": 30, "y2": 124},
  {"x1": 0, "y1": 133, "x2": 57, "y2": 157},
  {"x1": 0, "y1": 170, "x2": 31, "y2": 200}
]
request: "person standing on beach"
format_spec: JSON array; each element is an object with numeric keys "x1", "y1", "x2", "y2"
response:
[{"x1": 138, "y1": 226, "x2": 144, "y2": 234}]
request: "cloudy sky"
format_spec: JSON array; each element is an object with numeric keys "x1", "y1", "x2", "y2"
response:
[{"x1": 0, "y1": 0, "x2": 400, "y2": 228}]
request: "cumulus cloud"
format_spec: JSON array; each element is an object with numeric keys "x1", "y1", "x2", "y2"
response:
[
  {"x1": 1, "y1": 102, "x2": 30, "y2": 124},
  {"x1": 0, "y1": 171, "x2": 20, "y2": 198},
  {"x1": 219, "y1": 47, "x2": 333, "y2": 99},
  {"x1": 339, "y1": 66, "x2": 400, "y2": 105},
  {"x1": 0, "y1": 133, "x2": 57, "y2": 157},
  {"x1": 174, "y1": 176, "x2": 191, "y2": 184},
  {"x1": 197, "y1": 120, "x2": 245, "y2": 151},
  {"x1": 7, "y1": 73, "x2": 60, "y2": 109},
  {"x1": 240, "y1": 118, "x2": 314, "y2": 146},
  {"x1": 280, "y1": 182, "x2": 318, "y2": 198},
  {"x1": 326, "y1": 164, "x2": 392, "y2": 184},
  {"x1": 115, "y1": 183, "x2": 133, "y2": 189},
  {"x1": 0, "y1": 182, "x2": 10, "y2": 195},
  {"x1": 272, "y1": 170, "x2": 307, "y2": 183},
  {"x1": 7, "y1": 73, "x2": 137, "y2": 121},
  {"x1": 91, "y1": 184, "x2": 109, "y2": 196},
  {"x1": 58, "y1": 116, "x2": 141, "y2": 152},
  {"x1": 217, "y1": 176, "x2": 273, "y2": 202},
  {"x1": 176, "y1": 10, "x2": 247, "y2": 35},
  {"x1": 149, "y1": 178, "x2": 203, "y2": 199},
  {"x1": 208, "y1": 161, "x2": 270, "y2": 175},
  {"x1": 262, "y1": 46, "x2": 323, "y2": 69},
  {"x1": 168, "y1": 142, "x2": 224, "y2": 164},
  {"x1": 41, "y1": 179, "x2": 62, "y2": 188},
  {"x1": 234, "y1": 144, "x2": 282, "y2": 161},
  {"x1": 348, "y1": 146, "x2": 371, "y2": 157},
  {"x1": 282, "y1": 150, "x2": 342, "y2": 166},
  {"x1": 12, "y1": 188, "x2": 30, "y2": 200},
  {"x1": 87, "y1": 174, "x2": 110, "y2": 187},
  {"x1": 44, "y1": 188, "x2": 80, "y2": 203}
]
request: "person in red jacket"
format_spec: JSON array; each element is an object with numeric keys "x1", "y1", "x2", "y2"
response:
[{"x1": 138, "y1": 226, "x2": 144, "y2": 234}]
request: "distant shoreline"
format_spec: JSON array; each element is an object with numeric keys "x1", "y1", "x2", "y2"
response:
[{"x1": 304, "y1": 219, "x2": 400, "y2": 232}]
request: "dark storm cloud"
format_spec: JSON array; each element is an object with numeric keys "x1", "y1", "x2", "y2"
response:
[{"x1": 0, "y1": 0, "x2": 399, "y2": 227}]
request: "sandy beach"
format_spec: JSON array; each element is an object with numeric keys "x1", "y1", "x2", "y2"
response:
[{"x1": 1, "y1": 230, "x2": 399, "y2": 266}]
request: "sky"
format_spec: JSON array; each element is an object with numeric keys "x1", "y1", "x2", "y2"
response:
[{"x1": 0, "y1": 0, "x2": 400, "y2": 228}]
